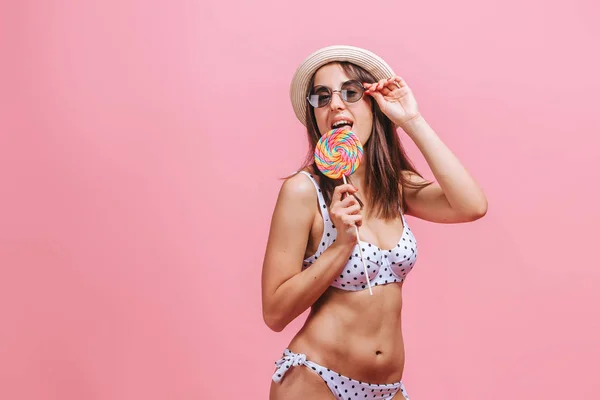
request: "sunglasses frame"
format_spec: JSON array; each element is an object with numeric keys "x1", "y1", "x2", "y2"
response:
[{"x1": 306, "y1": 80, "x2": 365, "y2": 109}]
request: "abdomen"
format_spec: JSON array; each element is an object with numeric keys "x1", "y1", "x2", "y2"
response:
[{"x1": 288, "y1": 283, "x2": 406, "y2": 383}]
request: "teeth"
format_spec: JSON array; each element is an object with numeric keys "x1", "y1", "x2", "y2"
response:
[{"x1": 332, "y1": 120, "x2": 352, "y2": 128}]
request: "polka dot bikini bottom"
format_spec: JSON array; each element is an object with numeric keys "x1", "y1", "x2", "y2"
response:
[{"x1": 272, "y1": 349, "x2": 410, "y2": 400}]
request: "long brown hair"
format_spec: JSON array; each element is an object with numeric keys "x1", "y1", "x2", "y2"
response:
[{"x1": 295, "y1": 61, "x2": 432, "y2": 220}]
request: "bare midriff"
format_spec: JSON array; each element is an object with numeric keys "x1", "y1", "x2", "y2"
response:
[{"x1": 287, "y1": 282, "x2": 406, "y2": 384}]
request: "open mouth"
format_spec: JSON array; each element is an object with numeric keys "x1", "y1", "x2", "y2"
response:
[{"x1": 331, "y1": 120, "x2": 354, "y2": 131}]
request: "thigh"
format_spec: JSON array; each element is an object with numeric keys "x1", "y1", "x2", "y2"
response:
[{"x1": 269, "y1": 364, "x2": 335, "y2": 400}]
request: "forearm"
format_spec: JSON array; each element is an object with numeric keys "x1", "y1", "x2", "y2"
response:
[
  {"x1": 400, "y1": 115, "x2": 487, "y2": 215},
  {"x1": 268, "y1": 241, "x2": 355, "y2": 331}
]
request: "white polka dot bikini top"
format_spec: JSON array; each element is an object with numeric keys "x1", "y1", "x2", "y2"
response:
[{"x1": 299, "y1": 171, "x2": 418, "y2": 291}]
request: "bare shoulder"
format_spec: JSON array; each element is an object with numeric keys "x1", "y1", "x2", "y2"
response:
[
  {"x1": 277, "y1": 171, "x2": 318, "y2": 207},
  {"x1": 266, "y1": 171, "x2": 319, "y2": 245}
]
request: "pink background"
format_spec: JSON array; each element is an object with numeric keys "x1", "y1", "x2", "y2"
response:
[{"x1": 1, "y1": 0, "x2": 599, "y2": 399}]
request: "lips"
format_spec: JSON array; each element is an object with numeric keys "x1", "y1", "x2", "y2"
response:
[{"x1": 331, "y1": 118, "x2": 354, "y2": 130}]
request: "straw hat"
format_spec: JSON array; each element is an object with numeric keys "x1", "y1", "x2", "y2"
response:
[{"x1": 289, "y1": 45, "x2": 396, "y2": 126}]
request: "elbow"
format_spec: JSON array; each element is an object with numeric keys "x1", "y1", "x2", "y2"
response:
[
  {"x1": 262, "y1": 309, "x2": 287, "y2": 332},
  {"x1": 468, "y1": 199, "x2": 488, "y2": 221},
  {"x1": 456, "y1": 200, "x2": 487, "y2": 222},
  {"x1": 476, "y1": 198, "x2": 488, "y2": 218}
]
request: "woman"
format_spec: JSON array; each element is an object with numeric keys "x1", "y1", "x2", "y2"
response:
[{"x1": 261, "y1": 45, "x2": 487, "y2": 400}]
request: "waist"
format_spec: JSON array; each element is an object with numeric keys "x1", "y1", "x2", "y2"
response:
[{"x1": 289, "y1": 284, "x2": 406, "y2": 383}]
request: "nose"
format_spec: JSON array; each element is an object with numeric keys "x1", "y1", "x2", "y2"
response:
[{"x1": 329, "y1": 90, "x2": 346, "y2": 110}]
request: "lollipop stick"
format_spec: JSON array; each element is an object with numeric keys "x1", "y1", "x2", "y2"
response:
[{"x1": 342, "y1": 175, "x2": 373, "y2": 295}]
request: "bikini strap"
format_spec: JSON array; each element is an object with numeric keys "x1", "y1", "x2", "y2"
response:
[
  {"x1": 297, "y1": 171, "x2": 331, "y2": 221},
  {"x1": 272, "y1": 349, "x2": 307, "y2": 383}
]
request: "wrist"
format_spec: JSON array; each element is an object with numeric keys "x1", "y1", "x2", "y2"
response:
[
  {"x1": 395, "y1": 113, "x2": 425, "y2": 133},
  {"x1": 330, "y1": 237, "x2": 357, "y2": 256}
]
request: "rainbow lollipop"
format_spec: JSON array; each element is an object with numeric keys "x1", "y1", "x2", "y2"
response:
[
  {"x1": 315, "y1": 128, "x2": 363, "y2": 180},
  {"x1": 314, "y1": 128, "x2": 373, "y2": 295}
]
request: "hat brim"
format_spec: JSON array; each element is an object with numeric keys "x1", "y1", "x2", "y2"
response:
[{"x1": 290, "y1": 45, "x2": 396, "y2": 126}]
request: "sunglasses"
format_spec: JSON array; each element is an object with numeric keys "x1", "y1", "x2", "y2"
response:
[{"x1": 306, "y1": 80, "x2": 365, "y2": 108}]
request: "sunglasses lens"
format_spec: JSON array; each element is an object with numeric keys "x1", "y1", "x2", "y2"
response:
[
  {"x1": 307, "y1": 81, "x2": 364, "y2": 108},
  {"x1": 308, "y1": 87, "x2": 331, "y2": 108},
  {"x1": 341, "y1": 81, "x2": 364, "y2": 103}
]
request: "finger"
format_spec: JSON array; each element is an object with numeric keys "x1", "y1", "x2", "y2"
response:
[
  {"x1": 393, "y1": 76, "x2": 406, "y2": 87},
  {"x1": 367, "y1": 90, "x2": 385, "y2": 104},
  {"x1": 338, "y1": 195, "x2": 359, "y2": 208},
  {"x1": 333, "y1": 183, "x2": 356, "y2": 197},
  {"x1": 332, "y1": 183, "x2": 358, "y2": 203},
  {"x1": 344, "y1": 203, "x2": 361, "y2": 215},
  {"x1": 342, "y1": 214, "x2": 363, "y2": 226},
  {"x1": 386, "y1": 77, "x2": 400, "y2": 90},
  {"x1": 364, "y1": 82, "x2": 378, "y2": 92},
  {"x1": 353, "y1": 213, "x2": 363, "y2": 228},
  {"x1": 370, "y1": 80, "x2": 381, "y2": 92},
  {"x1": 342, "y1": 214, "x2": 362, "y2": 226},
  {"x1": 338, "y1": 195, "x2": 359, "y2": 209}
]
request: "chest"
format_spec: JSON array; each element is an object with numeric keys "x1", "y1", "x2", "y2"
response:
[{"x1": 333, "y1": 225, "x2": 418, "y2": 289}]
